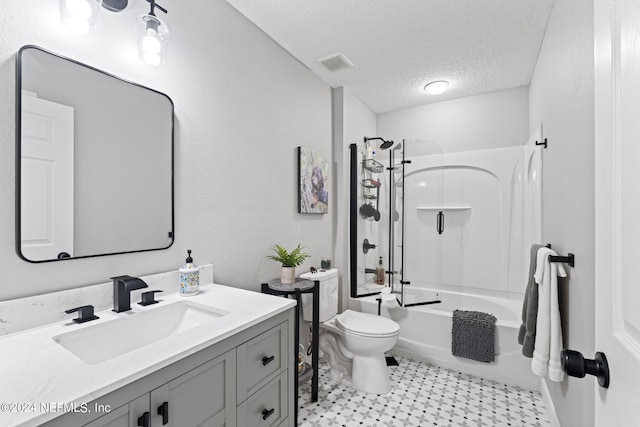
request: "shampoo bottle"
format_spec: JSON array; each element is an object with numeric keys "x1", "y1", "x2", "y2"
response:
[
  {"x1": 375, "y1": 256, "x2": 385, "y2": 285},
  {"x1": 179, "y1": 250, "x2": 199, "y2": 296}
]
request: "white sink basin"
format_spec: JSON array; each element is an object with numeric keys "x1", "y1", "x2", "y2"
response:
[{"x1": 53, "y1": 301, "x2": 229, "y2": 364}]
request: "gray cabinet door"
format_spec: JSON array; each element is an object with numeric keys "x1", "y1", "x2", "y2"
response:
[
  {"x1": 150, "y1": 350, "x2": 236, "y2": 427},
  {"x1": 84, "y1": 395, "x2": 149, "y2": 427}
]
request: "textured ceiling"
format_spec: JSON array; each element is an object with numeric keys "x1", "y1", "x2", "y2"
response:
[{"x1": 225, "y1": 0, "x2": 555, "y2": 114}]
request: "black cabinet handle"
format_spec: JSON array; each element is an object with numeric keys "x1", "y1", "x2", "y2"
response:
[
  {"x1": 561, "y1": 349, "x2": 610, "y2": 388},
  {"x1": 137, "y1": 411, "x2": 150, "y2": 427},
  {"x1": 262, "y1": 408, "x2": 275, "y2": 420},
  {"x1": 262, "y1": 355, "x2": 275, "y2": 366},
  {"x1": 157, "y1": 401, "x2": 169, "y2": 425}
]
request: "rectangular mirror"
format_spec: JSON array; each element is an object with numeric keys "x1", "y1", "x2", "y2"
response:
[{"x1": 16, "y1": 45, "x2": 174, "y2": 262}]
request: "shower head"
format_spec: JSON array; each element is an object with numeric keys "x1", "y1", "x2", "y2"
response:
[
  {"x1": 364, "y1": 136, "x2": 394, "y2": 150},
  {"x1": 380, "y1": 140, "x2": 394, "y2": 150}
]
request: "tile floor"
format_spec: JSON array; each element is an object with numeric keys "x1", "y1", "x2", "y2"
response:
[{"x1": 298, "y1": 354, "x2": 550, "y2": 427}]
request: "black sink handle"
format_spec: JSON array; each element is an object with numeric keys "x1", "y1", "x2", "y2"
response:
[
  {"x1": 65, "y1": 305, "x2": 99, "y2": 324},
  {"x1": 139, "y1": 290, "x2": 163, "y2": 306}
]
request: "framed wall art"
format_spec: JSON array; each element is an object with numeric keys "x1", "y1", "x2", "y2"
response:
[{"x1": 298, "y1": 147, "x2": 329, "y2": 214}]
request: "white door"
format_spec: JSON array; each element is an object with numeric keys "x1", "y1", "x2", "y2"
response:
[
  {"x1": 594, "y1": 0, "x2": 640, "y2": 424},
  {"x1": 20, "y1": 93, "x2": 74, "y2": 261}
]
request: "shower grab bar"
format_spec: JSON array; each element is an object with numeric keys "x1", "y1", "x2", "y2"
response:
[
  {"x1": 545, "y1": 244, "x2": 575, "y2": 267},
  {"x1": 536, "y1": 138, "x2": 548, "y2": 149}
]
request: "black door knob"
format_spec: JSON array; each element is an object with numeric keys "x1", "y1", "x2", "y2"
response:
[{"x1": 560, "y1": 349, "x2": 610, "y2": 388}]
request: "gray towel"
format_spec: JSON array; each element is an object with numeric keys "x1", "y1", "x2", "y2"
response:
[
  {"x1": 518, "y1": 244, "x2": 545, "y2": 357},
  {"x1": 451, "y1": 310, "x2": 497, "y2": 363}
]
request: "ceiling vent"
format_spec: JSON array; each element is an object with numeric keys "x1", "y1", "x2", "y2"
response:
[{"x1": 317, "y1": 53, "x2": 354, "y2": 72}]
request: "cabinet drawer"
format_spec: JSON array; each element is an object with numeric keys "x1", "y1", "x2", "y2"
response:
[
  {"x1": 237, "y1": 372, "x2": 288, "y2": 427},
  {"x1": 237, "y1": 323, "x2": 287, "y2": 400}
]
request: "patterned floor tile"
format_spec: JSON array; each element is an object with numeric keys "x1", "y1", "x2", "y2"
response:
[{"x1": 299, "y1": 354, "x2": 550, "y2": 427}]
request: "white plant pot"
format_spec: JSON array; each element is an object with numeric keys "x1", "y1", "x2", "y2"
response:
[{"x1": 281, "y1": 266, "x2": 296, "y2": 284}]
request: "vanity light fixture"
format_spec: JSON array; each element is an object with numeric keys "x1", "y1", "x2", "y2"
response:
[
  {"x1": 59, "y1": 0, "x2": 103, "y2": 33},
  {"x1": 59, "y1": 0, "x2": 169, "y2": 66},
  {"x1": 136, "y1": 0, "x2": 169, "y2": 66},
  {"x1": 424, "y1": 80, "x2": 449, "y2": 95}
]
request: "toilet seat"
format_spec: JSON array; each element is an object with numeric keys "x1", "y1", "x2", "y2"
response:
[{"x1": 335, "y1": 310, "x2": 399, "y2": 338}]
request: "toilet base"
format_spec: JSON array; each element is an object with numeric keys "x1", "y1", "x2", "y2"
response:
[{"x1": 351, "y1": 353, "x2": 392, "y2": 394}]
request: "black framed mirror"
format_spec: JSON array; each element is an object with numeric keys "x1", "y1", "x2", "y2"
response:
[{"x1": 16, "y1": 45, "x2": 174, "y2": 262}]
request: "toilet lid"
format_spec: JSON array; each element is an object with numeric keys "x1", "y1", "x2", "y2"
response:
[{"x1": 335, "y1": 310, "x2": 400, "y2": 337}]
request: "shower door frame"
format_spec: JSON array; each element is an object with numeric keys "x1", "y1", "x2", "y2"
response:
[{"x1": 349, "y1": 141, "x2": 443, "y2": 307}]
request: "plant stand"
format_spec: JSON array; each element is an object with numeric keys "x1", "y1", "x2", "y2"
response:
[{"x1": 261, "y1": 278, "x2": 319, "y2": 426}]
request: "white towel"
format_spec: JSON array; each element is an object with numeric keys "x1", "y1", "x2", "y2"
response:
[{"x1": 531, "y1": 247, "x2": 567, "y2": 382}]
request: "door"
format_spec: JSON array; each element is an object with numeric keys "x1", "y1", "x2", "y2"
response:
[
  {"x1": 150, "y1": 353, "x2": 233, "y2": 426},
  {"x1": 83, "y1": 395, "x2": 148, "y2": 427},
  {"x1": 20, "y1": 93, "x2": 74, "y2": 260},
  {"x1": 396, "y1": 139, "x2": 444, "y2": 307},
  {"x1": 594, "y1": 0, "x2": 640, "y2": 424}
]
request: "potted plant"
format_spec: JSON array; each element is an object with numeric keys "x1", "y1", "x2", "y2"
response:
[{"x1": 267, "y1": 244, "x2": 310, "y2": 284}]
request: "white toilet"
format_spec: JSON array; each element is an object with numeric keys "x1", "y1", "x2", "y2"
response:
[{"x1": 300, "y1": 269, "x2": 400, "y2": 394}]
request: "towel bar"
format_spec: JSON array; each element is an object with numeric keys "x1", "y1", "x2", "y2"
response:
[
  {"x1": 549, "y1": 253, "x2": 575, "y2": 267},
  {"x1": 544, "y1": 244, "x2": 575, "y2": 267}
]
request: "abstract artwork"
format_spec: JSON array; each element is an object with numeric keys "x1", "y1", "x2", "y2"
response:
[{"x1": 298, "y1": 147, "x2": 329, "y2": 214}]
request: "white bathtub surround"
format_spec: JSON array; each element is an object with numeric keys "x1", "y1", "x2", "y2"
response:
[
  {"x1": 531, "y1": 248, "x2": 567, "y2": 382},
  {"x1": 351, "y1": 288, "x2": 540, "y2": 390},
  {"x1": 0, "y1": 265, "x2": 213, "y2": 336},
  {"x1": 0, "y1": 281, "x2": 295, "y2": 426},
  {"x1": 298, "y1": 356, "x2": 550, "y2": 426}
]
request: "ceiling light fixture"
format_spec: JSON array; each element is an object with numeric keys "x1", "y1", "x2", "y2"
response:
[
  {"x1": 136, "y1": 0, "x2": 169, "y2": 66},
  {"x1": 424, "y1": 80, "x2": 449, "y2": 95}
]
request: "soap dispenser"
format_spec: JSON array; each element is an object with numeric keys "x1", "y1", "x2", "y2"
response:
[
  {"x1": 375, "y1": 256, "x2": 385, "y2": 285},
  {"x1": 179, "y1": 250, "x2": 199, "y2": 296}
]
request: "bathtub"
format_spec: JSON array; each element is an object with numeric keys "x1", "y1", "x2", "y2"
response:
[{"x1": 350, "y1": 286, "x2": 540, "y2": 391}]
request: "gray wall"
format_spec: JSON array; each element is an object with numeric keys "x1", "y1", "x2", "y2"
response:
[
  {"x1": 529, "y1": 0, "x2": 595, "y2": 425},
  {"x1": 377, "y1": 86, "x2": 529, "y2": 153},
  {"x1": 0, "y1": 0, "x2": 332, "y2": 300}
]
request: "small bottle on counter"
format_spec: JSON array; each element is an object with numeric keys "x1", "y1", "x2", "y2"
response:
[
  {"x1": 179, "y1": 249, "x2": 199, "y2": 296},
  {"x1": 375, "y1": 256, "x2": 385, "y2": 285}
]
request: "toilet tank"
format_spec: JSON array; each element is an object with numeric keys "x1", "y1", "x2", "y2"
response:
[{"x1": 299, "y1": 268, "x2": 338, "y2": 322}]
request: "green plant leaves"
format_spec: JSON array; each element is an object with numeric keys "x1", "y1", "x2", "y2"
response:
[{"x1": 267, "y1": 244, "x2": 310, "y2": 267}]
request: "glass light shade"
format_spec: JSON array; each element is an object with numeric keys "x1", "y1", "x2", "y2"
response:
[
  {"x1": 60, "y1": 0, "x2": 102, "y2": 33},
  {"x1": 136, "y1": 14, "x2": 169, "y2": 66},
  {"x1": 424, "y1": 80, "x2": 449, "y2": 95}
]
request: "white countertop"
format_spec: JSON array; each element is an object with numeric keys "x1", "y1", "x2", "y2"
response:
[{"x1": 0, "y1": 284, "x2": 296, "y2": 426}]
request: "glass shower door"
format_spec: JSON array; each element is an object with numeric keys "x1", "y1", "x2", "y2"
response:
[{"x1": 393, "y1": 139, "x2": 444, "y2": 307}]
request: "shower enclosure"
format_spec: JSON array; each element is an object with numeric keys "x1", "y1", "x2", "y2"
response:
[
  {"x1": 350, "y1": 138, "x2": 447, "y2": 307},
  {"x1": 350, "y1": 136, "x2": 542, "y2": 306}
]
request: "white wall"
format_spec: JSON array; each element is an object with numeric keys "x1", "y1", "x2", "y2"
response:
[
  {"x1": 0, "y1": 0, "x2": 332, "y2": 300},
  {"x1": 529, "y1": 0, "x2": 595, "y2": 426},
  {"x1": 332, "y1": 87, "x2": 376, "y2": 310},
  {"x1": 377, "y1": 86, "x2": 529, "y2": 153}
]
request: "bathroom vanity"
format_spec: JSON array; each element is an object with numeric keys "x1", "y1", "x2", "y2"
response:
[{"x1": 0, "y1": 282, "x2": 295, "y2": 427}]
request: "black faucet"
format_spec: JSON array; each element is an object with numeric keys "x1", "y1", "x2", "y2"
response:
[{"x1": 112, "y1": 275, "x2": 148, "y2": 313}]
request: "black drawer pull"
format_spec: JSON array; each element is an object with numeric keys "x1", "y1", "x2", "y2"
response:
[
  {"x1": 157, "y1": 401, "x2": 169, "y2": 425},
  {"x1": 262, "y1": 408, "x2": 275, "y2": 420},
  {"x1": 262, "y1": 355, "x2": 275, "y2": 366},
  {"x1": 137, "y1": 411, "x2": 150, "y2": 427}
]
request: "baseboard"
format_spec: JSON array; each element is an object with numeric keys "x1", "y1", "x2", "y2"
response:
[{"x1": 540, "y1": 378, "x2": 561, "y2": 427}]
